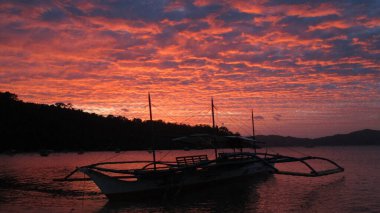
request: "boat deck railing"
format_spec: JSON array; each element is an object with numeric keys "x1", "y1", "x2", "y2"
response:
[{"x1": 176, "y1": 155, "x2": 209, "y2": 167}]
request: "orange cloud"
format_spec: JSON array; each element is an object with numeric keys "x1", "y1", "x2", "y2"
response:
[{"x1": 0, "y1": 0, "x2": 379, "y2": 137}]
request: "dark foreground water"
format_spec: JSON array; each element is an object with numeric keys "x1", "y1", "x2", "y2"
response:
[{"x1": 0, "y1": 146, "x2": 379, "y2": 213}]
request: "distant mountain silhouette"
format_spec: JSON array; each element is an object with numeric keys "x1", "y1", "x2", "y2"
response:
[
  {"x1": 312, "y1": 129, "x2": 380, "y2": 146},
  {"x1": 1, "y1": 91, "x2": 379, "y2": 152},
  {"x1": 256, "y1": 135, "x2": 312, "y2": 147},
  {"x1": 257, "y1": 129, "x2": 380, "y2": 147}
]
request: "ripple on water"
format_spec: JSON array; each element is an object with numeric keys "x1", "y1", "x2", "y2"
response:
[{"x1": 0, "y1": 147, "x2": 380, "y2": 212}]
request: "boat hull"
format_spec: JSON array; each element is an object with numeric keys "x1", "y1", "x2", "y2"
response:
[{"x1": 80, "y1": 160, "x2": 275, "y2": 200}]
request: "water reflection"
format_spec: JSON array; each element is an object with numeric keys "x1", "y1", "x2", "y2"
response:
[
  {"x1": 99, "y1": 175, "x2": 271, "y2": 213},
  {"x1": 1, "y1": 147, "x2": 380, "y2": 212},
  {"x1": 298, "y1": 176, "x2": 346, "y2": 212}
]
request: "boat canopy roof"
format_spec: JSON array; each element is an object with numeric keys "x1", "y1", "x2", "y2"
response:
[{"x1": 172, "y1": 134, "x2": 261, "y2": 148}]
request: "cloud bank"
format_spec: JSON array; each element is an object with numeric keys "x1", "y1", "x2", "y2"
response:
[{"x1": 0, "y1": 0, "x2": 379, "y2": 137}]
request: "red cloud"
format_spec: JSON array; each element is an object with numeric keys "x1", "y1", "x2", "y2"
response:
[{"x1": 0, "y1": 0, "x2": 379, "y2": 137}]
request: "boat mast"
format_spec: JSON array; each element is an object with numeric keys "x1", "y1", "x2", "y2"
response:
[
  {"x1": 251, "y1": 109, "x2": 255, "y2": 139},
  {"x1": 148, "y1": 93, "x2": 156, "y2": 171},
  {"x1": 251, "y1": 109, "x2": 256, "y2": 153},
  {"x1": 211, "y1": 97, "x2": 218, "y2": 159},
  {"x1": 211, "y1": 97, "x2": 215, "y2": 129}
]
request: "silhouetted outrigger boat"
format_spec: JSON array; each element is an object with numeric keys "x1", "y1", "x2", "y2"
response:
[
  {"x1": 39, "y1": 149, "x2": 53, "y2": 157},
  {"x1": 55, "y1": 95, "x2": 344, "y2": 200}
]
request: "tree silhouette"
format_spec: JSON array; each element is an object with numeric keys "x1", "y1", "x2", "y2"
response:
[
  {"x1": 0, "y1": 91, "x2": 234, "y2": 151},
  {"x1": 0, "y1": 91, "x2": 19, "y2": 102}
]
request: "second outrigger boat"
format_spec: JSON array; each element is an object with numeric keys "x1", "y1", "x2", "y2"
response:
[{"x1": 55, "y1": 95, "x2": 344, "y2": 200}]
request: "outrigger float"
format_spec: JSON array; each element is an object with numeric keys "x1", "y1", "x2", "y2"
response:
[{"x1": 55, "y1": 95, "x2": 344, "y2": 200}]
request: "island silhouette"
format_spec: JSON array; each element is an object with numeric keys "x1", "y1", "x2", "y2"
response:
[{"x1": 1, "y1": 91, "x2": 379, "y2": 152}]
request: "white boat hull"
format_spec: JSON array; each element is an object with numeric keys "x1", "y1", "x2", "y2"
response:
[{"x1": 80, "y1": 160, "x2": 274, "y2": 199}]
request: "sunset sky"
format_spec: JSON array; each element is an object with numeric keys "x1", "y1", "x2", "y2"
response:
[{"x1": 0, "y1": 0, "x2": 379, "y2": 138}]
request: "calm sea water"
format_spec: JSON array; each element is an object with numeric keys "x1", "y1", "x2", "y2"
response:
[{"x1": 0, "y1": 146, "x2": 380, "y2": 213}]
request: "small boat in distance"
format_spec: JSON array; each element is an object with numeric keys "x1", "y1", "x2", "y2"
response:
[
  {"x1": 39, "y1": 149, "x2": 53, "y2": 157},
  {"x1": 55, "y1": 95, "x2": 344, "y2": 200}
]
